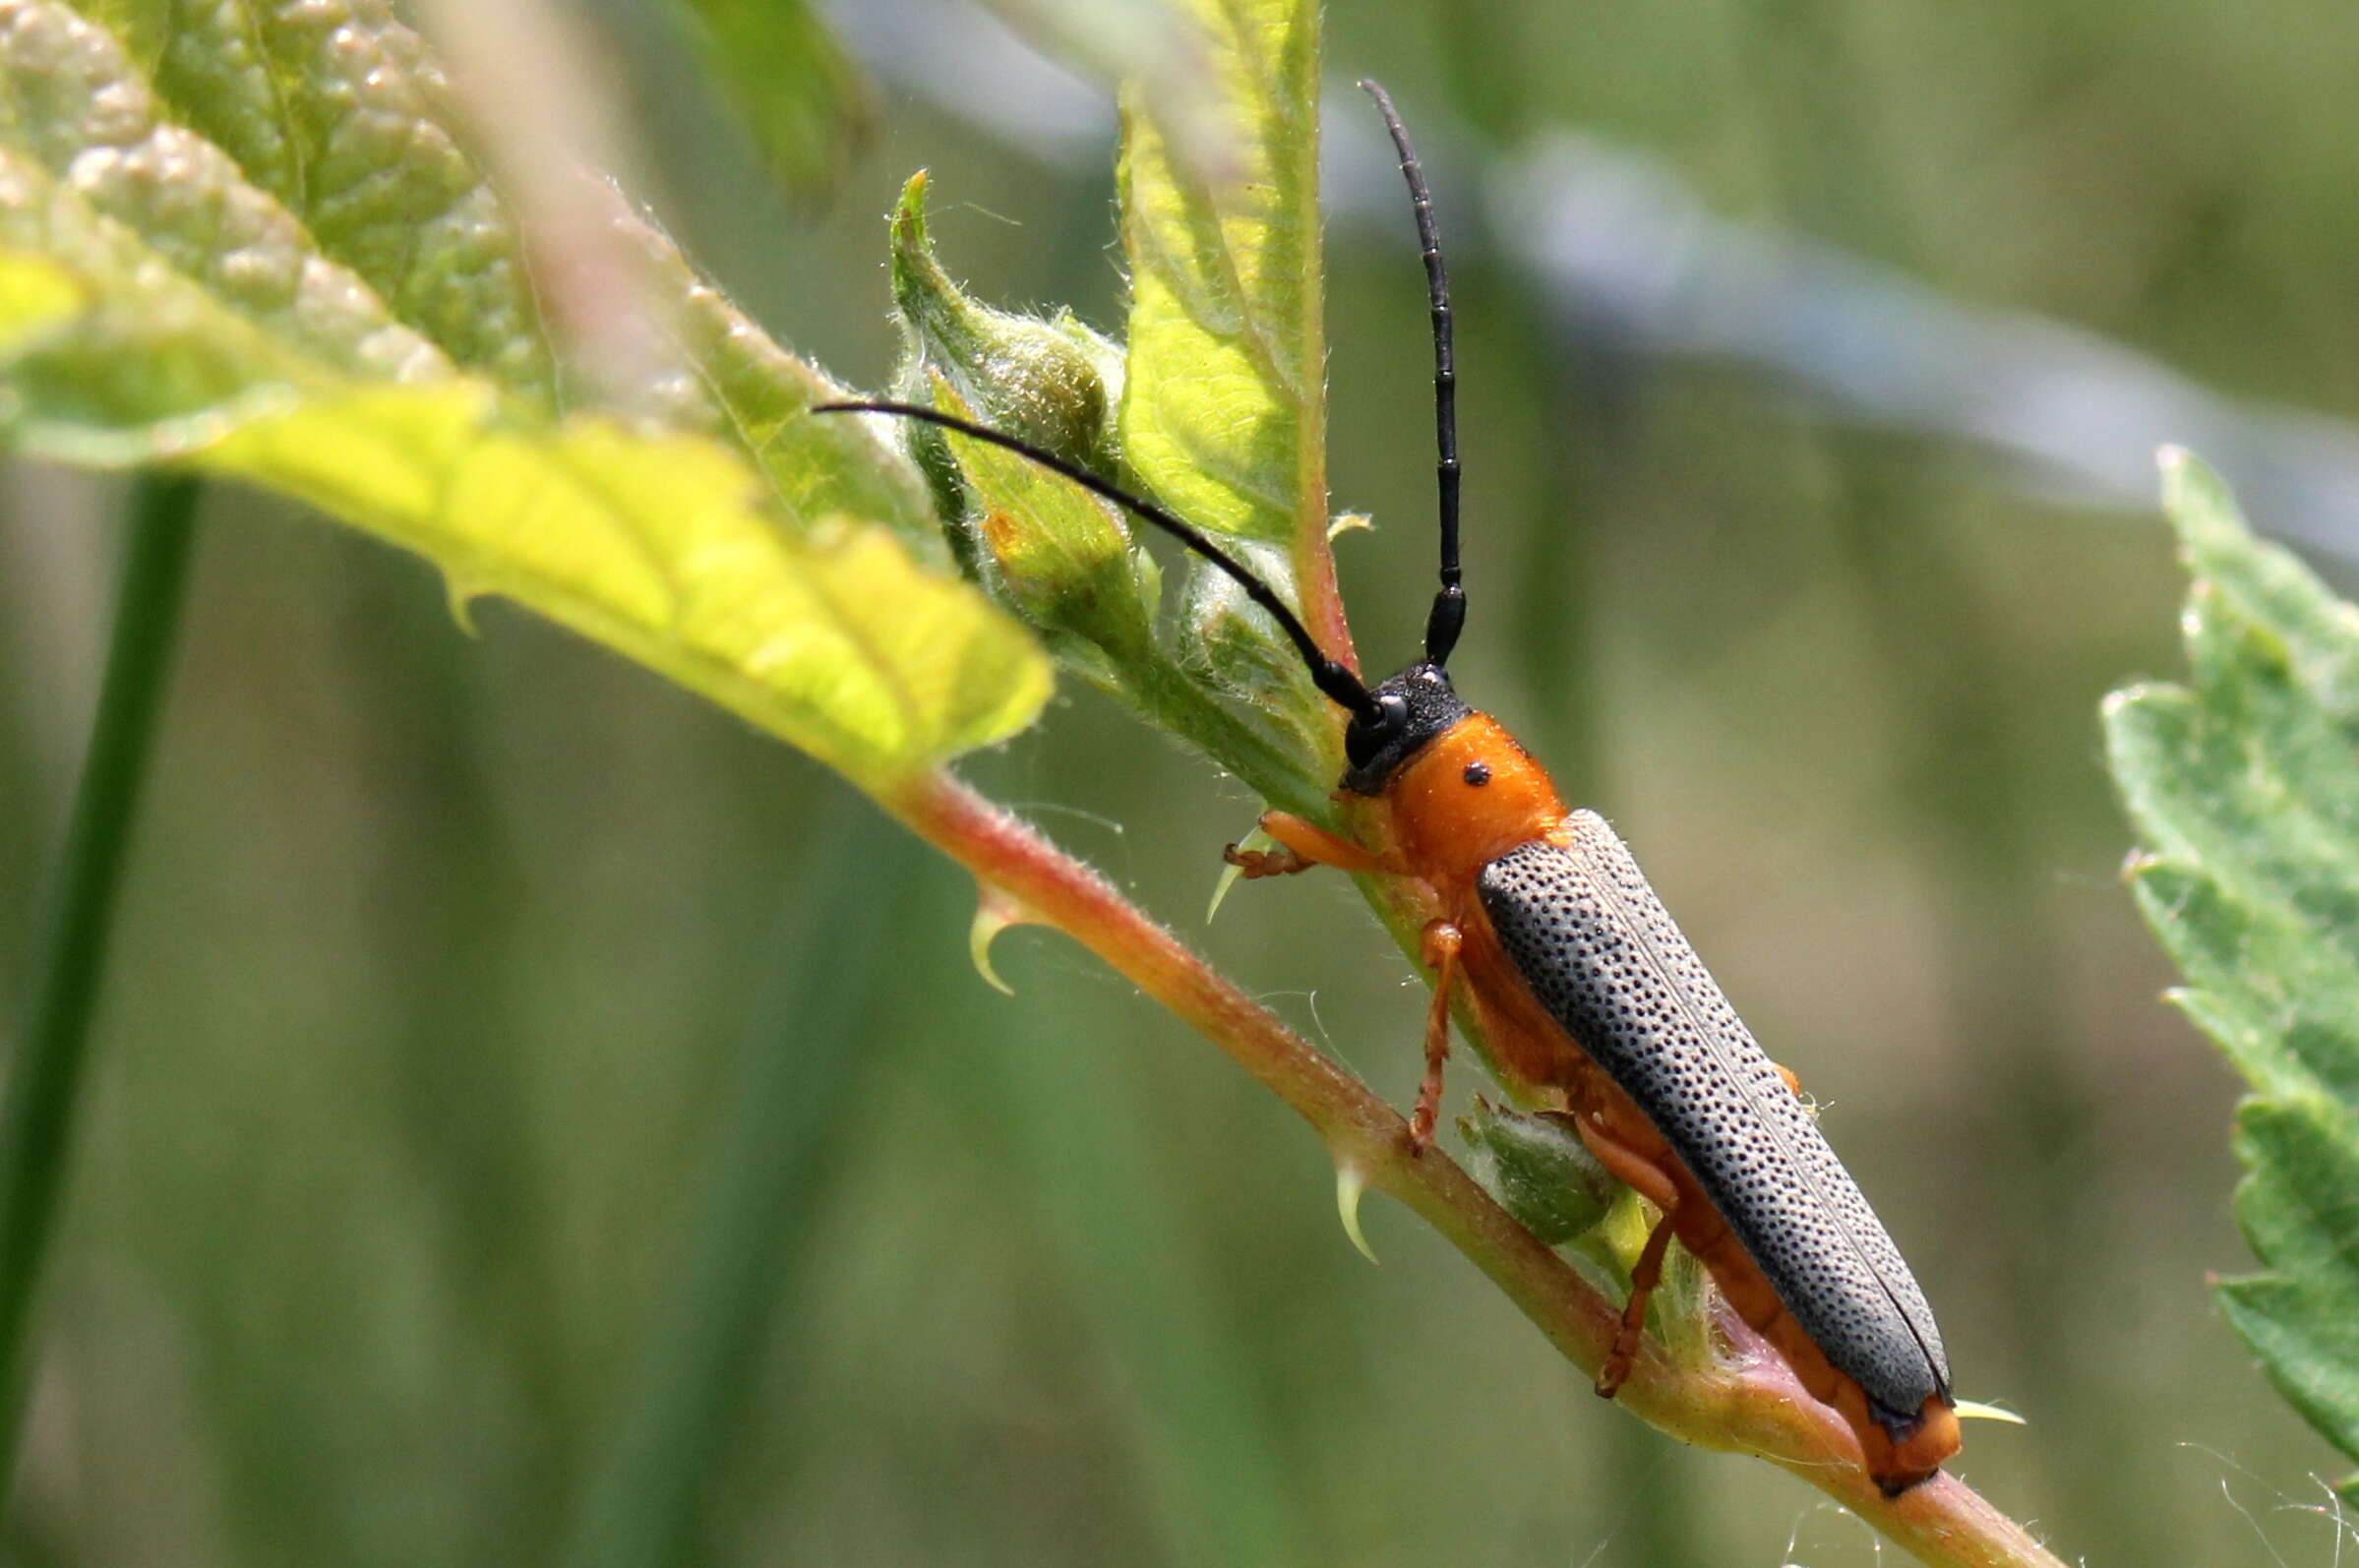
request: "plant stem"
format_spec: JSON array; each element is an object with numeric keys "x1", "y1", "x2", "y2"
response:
[
  {"x1": 884, "y1": 766, "x2": 2068, "y2": 1568},
  {"x1": 0, "y1": 474, "x2": 201, "y2": 1511}
]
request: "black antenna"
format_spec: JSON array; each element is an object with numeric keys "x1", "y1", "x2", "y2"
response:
[
  {"x1": 1360, "y1": 80, "x2": 1465, "y2": 670},
  {"x1": 814, "y1": 401, "x2": 1375, "y2": 716}
]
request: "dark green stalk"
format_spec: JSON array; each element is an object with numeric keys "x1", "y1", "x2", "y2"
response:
[
  {"x1": 562, "y1": 792, "x2": 921, "y2": 1568},
  {"x1": 0, "y1": 474, "x2": 201, "y2": 1509}
]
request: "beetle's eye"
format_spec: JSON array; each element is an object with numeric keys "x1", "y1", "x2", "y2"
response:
[{"x1": 1342, "y1": 689, "x2": 1417, "y2": 780}]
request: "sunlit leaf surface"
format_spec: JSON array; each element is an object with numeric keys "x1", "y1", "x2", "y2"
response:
[{"x1": 0, "y1": 0, "x2": 1048, "y2": 786}]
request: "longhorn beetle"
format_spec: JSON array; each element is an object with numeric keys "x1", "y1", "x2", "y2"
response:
[{"x1": 817, "y1": 80, "x2": 1961, "y2": 1496}]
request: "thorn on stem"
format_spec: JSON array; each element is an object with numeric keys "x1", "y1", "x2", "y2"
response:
[
  {"x1": 1205, "y1": 822, "x2": 1263, "y2": 923},
  {"x1": 1335, "y1": 1158, "x2": 1378, "y2": 1265},
  {"x1": 969, "y1": 883, "x2": 1035, "y2": 995},
  {"x1": 1953, "y1": 1400, "x2": 2028, "y2": 1426}
]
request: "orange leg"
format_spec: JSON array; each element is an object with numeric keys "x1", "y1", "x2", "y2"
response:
[
  {"x1": 1223, "y1": 811, "x2": 1391, "y2": 878},
  {"x1": 1598, "y1": 1206, "x2": 1678, "y2": 1399},
  {"x1": 1572, "y1": 1116, "x2": 1681, "y2": 1211},
  {"x1": 1410, "y1": 921, "x2": 1464, "y2": 1153},
  {"x1": 1568, "y1": 1114, "x2": 1689, "y2": 1397}
]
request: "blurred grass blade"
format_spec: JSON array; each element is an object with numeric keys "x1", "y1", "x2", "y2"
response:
[
  {"x1": 986, "y1": 991, "x2": 1305, "y2": 1568},
  {"x1": 2104, "y1": 448, "x2": 2359, "y2": 1493},
  {"x1": 0, "y1": 3, "x2": 1049, "y2": 788},
  {"x1": 565, "y1": 796, "x2": 920, "y2": 1568},
  {"x1": 0, "y1": 473, "x2": 201, "y2": 1509},
  {"x1": 668, "y1": 0, "x2": 876, "y2": 203}
]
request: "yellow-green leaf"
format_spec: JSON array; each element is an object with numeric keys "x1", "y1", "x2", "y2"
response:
[
  {"x1": 1117, "y1": 0, "x2": 1323, "y2": 552},
  {"x1": 1114, "y1": 0, "x2": 1338, "y2": 769},
  {"x1": 0, "y1": 0, "x2": 1050, "y2": 786},
  {"x1": 194, "y1": 387, "x2": 1050, "y2": 783},
  {"x1": 938, "y1": 386, "x2": 1146, "y2": 661},
  {"x1": 0, "y1": 248, "x2": 82, "y2": 355}
]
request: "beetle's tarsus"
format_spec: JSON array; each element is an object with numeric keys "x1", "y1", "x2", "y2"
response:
[
  {"x1": 1598, "y1": 1208, "x2": 1679, "y2": 1399},
  {"x1": 1222, "y1": 842, "x2": 1313, "y2": 877}
]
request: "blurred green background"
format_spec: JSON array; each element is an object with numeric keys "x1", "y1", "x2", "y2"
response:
[{"x1": 3, "y1": 0, "x2": 2352, "y2": 1563}]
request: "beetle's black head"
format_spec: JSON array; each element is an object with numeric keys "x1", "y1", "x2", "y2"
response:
[{"x1": 1340, "y1": 662, "x2": 1471, "y2": 796}]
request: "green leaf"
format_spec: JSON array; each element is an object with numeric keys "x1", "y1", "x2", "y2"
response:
[
  {"x1": 0, "y1": 3, "x2": 449, "y2": 427},
  {"x1": 1118, "y1": 0, "x2": 1322, "y2": 548},
  {"x1": 933, "y1": 378, "x2": 1149, "y2": 663},
  {"x1": 1116, "y1": 0, "x2": 1340, "y2": 760},
  {"x1": 2217, "y1": 1097, "x2": 2359, "y2": 1467},
  {"x1": 2103, "y1": 448, "x2": 2359, "y2": 1488},
  {"x1": 142, "y1": 0, "x2": 560, "y2": 399},
  {"x1": 611, "y1": 194, "x2": 942, "y2": 557},
  {"x1": 667, "y1": 0, "x2": 876, "y2": 203},
  {"x1": 882, "y1": 166, "x2": 1325, "y2": 812},
  {"x1": 45, "y1": 0, "x2": 940, "y2": 547},
  {"x1": 0, "y1": 0, "x2": 1049, "y2": 787}
]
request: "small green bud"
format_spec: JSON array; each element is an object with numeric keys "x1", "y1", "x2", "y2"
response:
[
  {"x1": 933, "y1": 378, "x2": 1141, "y2": 649},
  {"x1": 890, "y1": 172, "x2": 1111, "y2": 466},
  {"x1": 883, "y1": 173, "x2": 1150, "y2": 655},
  {"x1": 1457, "y1": 1100, "x2": 1619, "y2": 1245}
]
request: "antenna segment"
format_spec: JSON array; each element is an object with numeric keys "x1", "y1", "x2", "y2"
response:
[{"x1": 1360, "y1": 80, "x2": 1465, "y2": 668}]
